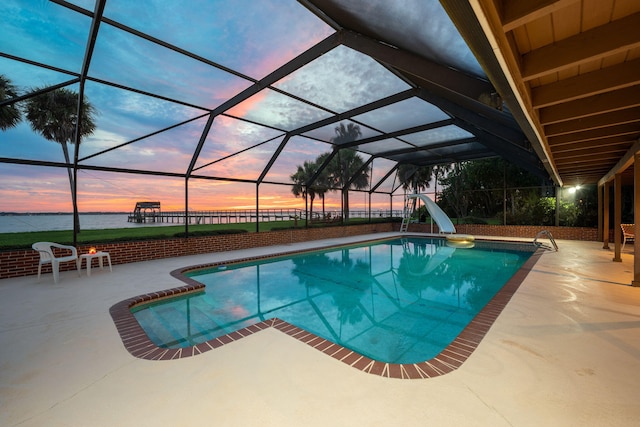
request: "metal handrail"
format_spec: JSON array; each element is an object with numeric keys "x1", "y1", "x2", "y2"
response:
[{"x1": 533, "y1": 230, "x2": 558, "y2": 251}]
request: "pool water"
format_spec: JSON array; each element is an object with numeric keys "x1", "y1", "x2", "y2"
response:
[{"x1": 133, "y1": 237, "x2": 533, "y2": 364}]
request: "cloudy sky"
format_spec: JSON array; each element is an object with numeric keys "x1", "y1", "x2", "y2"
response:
[{"x1": 0, "y1": 0, "x2": 476, "y2": 213}]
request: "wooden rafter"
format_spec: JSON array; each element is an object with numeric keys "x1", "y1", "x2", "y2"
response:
[
  {"x1": 544, "y1": 107, "x2": 640, "y2": 137},
  {"x1": 531, "y1": 59, "x2": 640, "y2": 109},
  {"x1": 549, "y1": 137, "x2": 634, "y2": 153},
  {"x1": 547, "y1": 123, "x2": 640, "y2": 146},
  {"x1": 502, "y1": 0, "x2": 581, "y2": 32},
  {"x1": 521, "y1": 12, "x2": 640, "y2": 81},
  {"x1": 539, "y1": 86, "x2": 640, "y2": 125}
]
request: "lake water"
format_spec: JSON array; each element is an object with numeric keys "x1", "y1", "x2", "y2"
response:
[
  {"x1": 0, "y1": 213, "x2": 176, "y2": 233},
  {"x1": 0, "y1": 210, "x2": 402, "y2": 233}
]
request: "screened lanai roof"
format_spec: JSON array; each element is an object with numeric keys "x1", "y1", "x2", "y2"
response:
[{"x1": 0, "y1": 0, "x2": 549, "y2": 212}]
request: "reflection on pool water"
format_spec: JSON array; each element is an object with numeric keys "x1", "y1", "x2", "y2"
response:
[{"x1": 133, "y1": 237, "x2": 534, "y2": 364}]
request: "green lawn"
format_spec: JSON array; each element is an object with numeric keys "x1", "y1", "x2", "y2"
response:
[
  {"x1": 0, "y1": 220, "x2": 303, "y2": 250},
  {"x1": 0, "y1": 216, "x2": 494, "y2": 251}
]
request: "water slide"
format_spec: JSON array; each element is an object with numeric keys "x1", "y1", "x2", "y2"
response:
[
  {"x1": 410, "y1": 245, "x2": 456, "y2": 276},
  {"x1": 407, "y1": 194, "x2": 456, "y2": 234}
]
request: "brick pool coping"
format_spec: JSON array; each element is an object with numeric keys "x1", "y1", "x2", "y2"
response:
[{"x1": 109, "y1": 238, "x2": 544, "y2": 379}]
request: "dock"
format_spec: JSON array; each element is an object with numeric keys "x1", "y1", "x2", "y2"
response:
[
  {"x1": 127, "y1": 201, "x2": 402, "y2": 225},
  {"x1": 128, "y1": 207, "x2": 305, "y2": 224},
  {"x1": 128, "y1": 201, "x2": 161, "y2": 223}
]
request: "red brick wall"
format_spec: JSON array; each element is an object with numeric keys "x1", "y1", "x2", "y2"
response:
[
  {"x1": 406, "y1": 223, "x2": 600, "y2": 241},
  {"x1": 0, "y1": 223, "x2": 393, "y2": 280},
  {"x1": 0, "y1": 223, "x2": 602, "y2": 280}
]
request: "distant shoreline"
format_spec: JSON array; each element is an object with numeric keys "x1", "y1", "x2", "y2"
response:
[{"x1": 0, "y1": 212, "x2": 129, "y2": 216}]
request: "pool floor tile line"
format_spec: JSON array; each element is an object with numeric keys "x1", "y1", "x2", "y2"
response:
[{"x1": 109, "y1": 245, "x2": 544, "y2": 379}]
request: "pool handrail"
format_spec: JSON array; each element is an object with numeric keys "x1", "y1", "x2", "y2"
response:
[{"x1": 533, "y1": 230, "x2": 558, "y2": 252}]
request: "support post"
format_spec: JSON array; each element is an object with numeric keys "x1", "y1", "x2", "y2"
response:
[
  {"x1": 633, "y1": 152, "x2": 640, "y2": 286},
  {"x1": 597, "y1": 183, "x2": 603, "y2": 242},
  {"x1": 503, "y1": 164, "x2": 507, "y2": 225},
  {"x1": 72, "y1": 167, "x2": 79, "y2": 246},
  {"x1": 255, "y1": 184, "x2": 260, "y2": 233},
  {"x1": 603, "y1": 182, "x2": 610, "y2": 250},
  {"x1": 184, "y1": 178, "x2": 189, "y2": 237},
  {"x1": 555, "y1": 186, "x2": 560, "y2": 226},
  {"x1": 613, "y1": 174, "x2": 622, "y2": 262},
  {"x1": 304, "y1": 186, "x2": 309, "y2": 228},
  {"x1": 389, "y1": 194, "x2": 392, "y2": 220}
]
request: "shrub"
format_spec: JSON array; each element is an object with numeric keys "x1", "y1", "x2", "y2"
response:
[
  {"x1": 172, "y1": 229, "x2": 247, "y2": 238},
  {"x1": 461, "y1": 216, "x2": 488, "y2": 224}
]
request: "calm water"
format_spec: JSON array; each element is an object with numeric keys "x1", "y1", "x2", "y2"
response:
[
  {"x1": 0, "y1": 213, "x2": 176, "y2": 233},
  {"x1": 133, "y1": 237, "x2": 534, "y2": 364}
]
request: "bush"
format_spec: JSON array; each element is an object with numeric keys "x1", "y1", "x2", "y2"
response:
[
  {"x1": 461, "y1": 216, "x2": 488, "y2": 224},
  {"x1": 270, "y1": 225, "x2": 305, "y2": 231},
  {"x1": 172, "y1": 229, "x2": 247, "y2": 238},
  {"x1": 506, "y1": 196, "x2": 556, "y2": 225}
]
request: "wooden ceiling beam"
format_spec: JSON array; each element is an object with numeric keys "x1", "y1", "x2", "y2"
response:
[
  {"x1": 521, "y1": 12, "x2": 640, "y2": 81},
  {"x1": 502, "y1": 0, "x2": 580, "y2": 32},
  {"x1": 599, "y1": 140, "x2": 640, "y2": 185},
  {"x1": 539, "y1": 86, "x2": 640, "y2": 124},
  {"x1": 553, "y1": 144, "x2": 629, "y2": 158},
  {"x1": 562, "y1": 168, "x2": 611, "y2": 174},
  {"x1": 556, "y1": 161, "x2": 622, "y2": 171},
  {"x1": 561, "y1": 175, "x2": 612, "y2": 186},
  {"x1": 557, "y1": 161, "x2": 620, "y2": 172},
  {"x1": 560, "y1": 170, "x2": 611, "y2": 179},
  {"x1": 547, "y1": 123, "x2": 640, "y2": 145},
  {"x1": 532, "y1": 59, "x2": 640, "y2": 109},
  {"x1": 550, "y1": 137, "x2": 633, "y2": 153},
  {"x1": 554, "y1": 153, "x2": 628, "y2": 168},
  {"x1": 558, "y1": 162, "x2": 618, "y2": 172},
  {"x1": 562, "y1": 170, "x2": 610, "y2": 178},
  {"x1": 544, "y1": 107, "x2": 640, "y2": 136},
  {"x1": 555, "y1": 150, "x2": 627, "y2": 163}
]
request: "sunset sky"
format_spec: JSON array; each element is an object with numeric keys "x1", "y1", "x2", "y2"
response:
[{"x1": 1, "y1": 0, "x2": 477, "y2": 213}]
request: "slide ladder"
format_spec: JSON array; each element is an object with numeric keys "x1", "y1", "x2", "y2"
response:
[
  {"x1": 533, "y1": 230, "x2": 558, "y2": 251},
  {"x1": 400, "y1": 217, "x2": 409, "y2": 232},
  {"x1": 400, "y1": 197, "x2": 417, "y2": 232}
]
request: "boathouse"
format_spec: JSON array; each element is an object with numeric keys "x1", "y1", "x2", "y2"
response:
[{"x1": 128, "y1": 201, "x2": 161, "y2": 223}]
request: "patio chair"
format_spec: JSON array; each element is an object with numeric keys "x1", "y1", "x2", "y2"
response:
[
  {"x1": 621, "y1": 224, "x2": 634, "y2": 252},
  {"x1": 32, "y1": 242, "x2": 80, "y2": 283}
]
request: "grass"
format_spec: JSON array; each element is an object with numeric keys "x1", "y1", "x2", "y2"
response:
[
  {"x1": 3, "y1": 216, "x2": 488, "y2": 251},
  {"x1": 0, "y1": 220, "x2": 304, "y2": 250}
]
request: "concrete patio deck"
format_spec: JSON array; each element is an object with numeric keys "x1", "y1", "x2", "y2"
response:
[{"x1": 1, "y1": 233, "x2": 639, "y2": 426}]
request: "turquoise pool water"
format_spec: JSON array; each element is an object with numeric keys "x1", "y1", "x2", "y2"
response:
[{"x1": 133, "y1": 237, "x2": 534, "y2": 364}]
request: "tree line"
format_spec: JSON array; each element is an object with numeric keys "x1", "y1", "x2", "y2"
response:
[
  {"x1": 289, "y1": 121, "x2": 451, "y2": 222},
  {"x1": 290, "y1": 130, "x2": 597, "y2": 227}
]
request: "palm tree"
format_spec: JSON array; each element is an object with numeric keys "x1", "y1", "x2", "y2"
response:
[
  {"x1": 432, "y1": 163, "x2": 452, "y2": 202},
  {"x1": 0, "y1": 75, "x2": 21, "y2": 130},
  {"x1": 331, "y1": 122, "x2": 362, "y2": 146},
  {"x1": 398, "y1": 164, "x2": 433, "y2": 194},
  {"x1": 24, "y1": 87, "x2": 96, "y2": 229},
  {"x1": 313, "y1": 152, "x2": 332, "y2": 218},
  {"x1": 328, "y1": 123, "x2": 370, "y2": 220},
  {"x1": 291, "y1": 160, "x2": 318, "y2": 218}
]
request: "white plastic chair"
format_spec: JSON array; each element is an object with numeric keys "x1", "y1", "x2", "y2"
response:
[{"x1": 32, "y1": 242, "x2": 80, "y2": 283}]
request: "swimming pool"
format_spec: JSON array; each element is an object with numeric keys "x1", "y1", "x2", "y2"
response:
[{"x1": 123, "y1": 236, "x2": 539, "y2": 372}]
